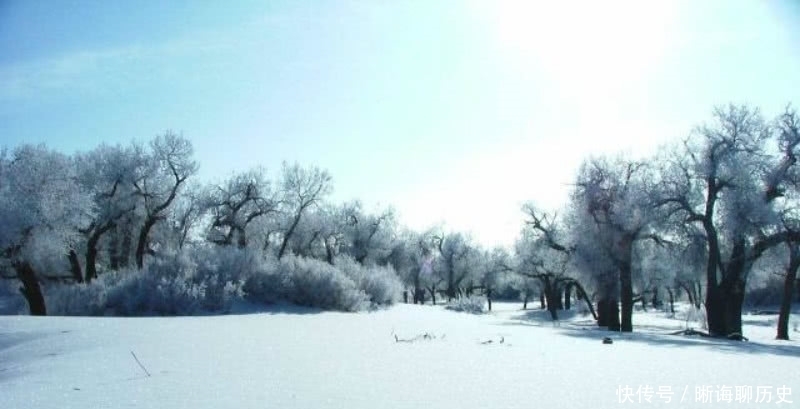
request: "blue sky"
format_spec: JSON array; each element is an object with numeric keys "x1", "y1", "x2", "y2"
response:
[{"x1": 1, "y1": 0, "x2": 799, "y2": 247}]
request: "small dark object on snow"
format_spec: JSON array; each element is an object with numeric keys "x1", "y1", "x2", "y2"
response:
[{"x1": 602, "y1": 337, "x2": 613, "y2": 344}]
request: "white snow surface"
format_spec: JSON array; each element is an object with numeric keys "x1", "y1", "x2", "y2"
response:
[{"x1": 2, "y1": 302, "x2": 799, "y2": 409}]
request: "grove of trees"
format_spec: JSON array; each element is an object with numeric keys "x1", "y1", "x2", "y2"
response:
[{"x1": 2, "y1": 104, "x2": 799, "y2": 340}]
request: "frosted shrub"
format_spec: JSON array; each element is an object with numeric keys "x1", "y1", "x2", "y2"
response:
[
  {"x1": 446, "y1": 295, "x2": 487, "y2": 314},
  {"x1": 244, "y1": 255, "x2": 370, "y2": 311},
  {"x1": 241, "y1": 254, "x2": 288, "y2": 305},
  {"x1": 46, "y1": 281, "x2": 108, "y2": 316},
  {"x1": 0, "y1": 280, "x2": 27, "y2": 314},
  {"x1": 104, "y1": 254, "x2": 205, "y2": 316},
  {"x1": 191, "y1": 246, "x2": 257, "y2": 312},
  {"x1": 335, "y1": 255, "x2": 402, "y2": 306},
  {"x1": 287, "y1": 257, "x2": 369, "y2": 311}
]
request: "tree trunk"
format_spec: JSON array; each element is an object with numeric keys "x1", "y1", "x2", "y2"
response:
[
  {"x1": 109, "y1": 225, "x2": 120, "y2": 270},
  {"x1": 619, "y1": 242, "x2": 634, "y2": 332},
  {"x1": 667, "y1": 287, "x2": 675, "y2": 315},
  {"x1": 777, "y1": 263, "x2": 799, "y2": 340},
  {"x1": 85, "y1": 222, "x2": 114, "y2": 283},
  {"x1": 325, "y1": 241, "x2": 335, "y2": 265},
  {"x1": 522, "y1": 291, "x2": 529, "y2": 310},
  {"x1": 705, "y1": 284, "x2": 726, "y2": 336},
  {"x1": 413, "y1": 275, "x2": 422, "y2": 304},
  {"x1": 135, "y1": 217, "x2": 159, "y2": 269},
  {"x1": 706, "y1": 239, "x2": 747, "y2": 338},
  {"x1": 119, "y1": 222, "x2": 133, "y2": 268},
  {"x1": 680, "y1": 282, "x2": 695, "y2": 308},
  {"x1": 597, "y1": 299, "x2": 608, "y2": 327},
  {"x1": 651, "y1": 286, "x2": 661, "y2": 310},
  {"x1": 620, "y1": 278, "x2": 633, "y2": 331},
  {"x1": 15, "y1": 261, "x2": 46, "y2": 316},
  {"x1": 543, "y1": 279, "x2": 560, "y2": 321},
  {"x1": 68, "y1": 249, "x2": 83, "y2": 283},
  {"x1": 608, "y1": 299, "x2": 621, "y2": 331},
  {"x1": 539, "y1": 292, "x2": 545, "y2": 310},
  {"x1": 564, "y1": 283, "x2": 572, "y2": 310},
  {"x1": 572, "y1": 281, "x2": 598, "y2": 320},
  {"x1": 446, "y1": 269, "x2": 455, "y2": 302},
  {"x1": 85, "y1": 245, "x2": 99, "y2": 283},
  {"x1": 278, "y1": 214, "x2": 303, "y2": 259},
  {"x1": 723, "y1": 277, "x2": 745, "y2": 337},
  {"x1": 487, "y1": 288, "x2": 492, "y2": 312}
]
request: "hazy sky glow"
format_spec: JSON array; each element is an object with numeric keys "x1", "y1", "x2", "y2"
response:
[{"x1": 1, "y1": 0, "x2": 799, "y2": 247}]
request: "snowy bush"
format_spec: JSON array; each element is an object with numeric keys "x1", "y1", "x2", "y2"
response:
[
  {"x1": 0, "y1": 279, "x2": 27, "y2": 314},
  {"x1": 46, "y1": 282, "x2": 108, "y2": 316},
  {"x1": 45, "y1": 249, "x2": 251, "y2": 316},
  {"x1": 446, "y1": 295, "x2": 487, "y2": 314},
  {"x1": 104, "y1": 255, "x2": 206, "y2": 316},
  {"x1": 244, "y1": 255, "x2": 371, "y2": 312},
  {"x1": 335, "y1": 255, "x2": 402, "y2": 306},
  {"x1": 190, "y1": 246, "x2": 256, "y2": 312}
]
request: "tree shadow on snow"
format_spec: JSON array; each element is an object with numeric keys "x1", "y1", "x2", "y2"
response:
[
  {"x1": 498, "y1": 309, "x2": 800, "y2": 358},
  {"x1": 0, "y1": 329, "x2": 54, "y2": 382},
  {"x1": 557, "y1": 326, "x2": 800, "y2": 358}
]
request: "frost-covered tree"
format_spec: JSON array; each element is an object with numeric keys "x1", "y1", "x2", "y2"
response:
[
  {"x1": 432, "y1": 231, "x2": 477, "y2": 301},
  {"x1": 0, "y1": 145, "x2": 91, "y2": 314},
  {"x1": 203, "y1": 168, "x2": 278, "y2": 248},
  {"x1": 655, "y1": 104, "x2": 800, "y2": 338},
  {"x1": 74, "y1": 143, "x2": 143, "y2": 282},
  {"x1": 276, "y1": 162, "x2": 332, "y2": 259},
  {"x1": 132, "y1": 132, "x2": 197, "y2": 268},
  {"x1": 517, "y1": 205, "x2": 596, "y2": 322},
  {"x1": 341, "y1": 203, "x2": 397, "y2": 265},
  {"x1": 570, "y1": 156, "x2": 662, "y2": 332}
]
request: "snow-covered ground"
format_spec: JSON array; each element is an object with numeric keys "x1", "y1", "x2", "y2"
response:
[{"x1": 2, "y1": 302, "x2": 798, "y2": 409}]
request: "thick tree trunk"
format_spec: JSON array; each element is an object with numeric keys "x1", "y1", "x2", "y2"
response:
[
  {"x1": 608, "y1": 299, "x2": 621, "y2": 331},
  {"x1": 619, "y1": 242, "x2": 634, "y2": 332},
  {"x1": 723, "y1": 278, "x2": 745, "y2": 337},
  {"x1": 538, "y1": 292, "x2": 545, "y2": 310},
  {"x1": 85, "y1": 245, "x2": 99, "y2": 284},
  {"x1": 544, "y1": 284, "x2": 560, "y2": 321},
  {"x1": 777, "y1": 259, "x2": 799, "y2": 340},
  {"x1": 564, "y1": 283, "x2": 572, "y2": 310},
  {"x1": 598, "y1": 295, "x2": 621, "y2": 330},
  {"x1": 15, "y1": 261, "x2": 46, "y2": 316},
  {"x1": 446, "y1": 270, "x2": 455, "y2": 302},
  {"x1": 597, "y1": 299, "x2": 608, "y2": 327},
  {"x1": 707, "y1": 240, "x2": 747, "y2": 338}
]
